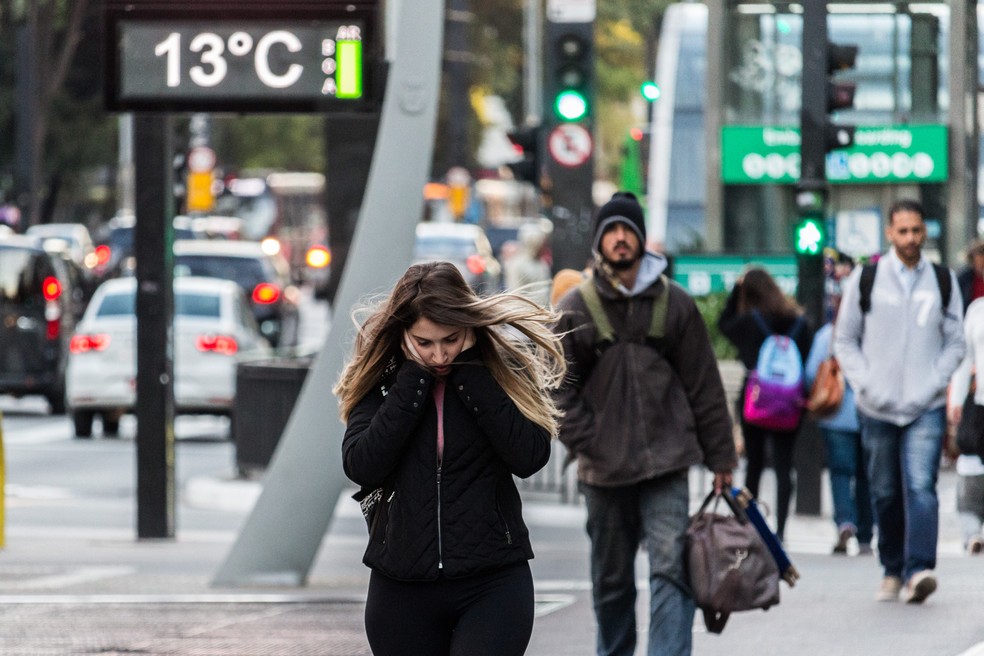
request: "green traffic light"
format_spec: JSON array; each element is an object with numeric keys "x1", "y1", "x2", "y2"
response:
[
  {"x1": 794, "y1": 218, "x2": 825, "y2": 255},
  {"x1": 640, "y1": 81, "x2": 661, "y2": 101},
  {"x1": 554, "y1": 89, "x2": 588, "y2": 121}
]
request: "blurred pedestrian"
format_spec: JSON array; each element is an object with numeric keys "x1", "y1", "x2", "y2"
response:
[
  {"x1": 718, "y1": 267, "x2": 815, "y2": 543},
  {"x1": 335, "y1": 261, "x2": 567, "y2": 656},
  {"x1": 503, "y1": 223, "x2": 552, "y2": 306},
  {"x1": 957, "y1": 238, "x2": 984, "y2": 314},
  {"x1": 553, "y1": 191, "x2": 736, "y2": 656},
  {"x1": 835, "y1": 198, "x2": 965, "y2": 603},
  {"x1": 947, "y1": 296, "x2": 984, "y2": 556},
  {"x1": 805, "y1": 253, "x2": 874, "y2": 556},
  {"x1": 550, "y1": 267, "x2": 589, "y2": 307}
]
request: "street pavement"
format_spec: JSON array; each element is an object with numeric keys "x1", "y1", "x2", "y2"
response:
[{"x1": 1, "y1": 465, "x2": 983, "y2": 656}]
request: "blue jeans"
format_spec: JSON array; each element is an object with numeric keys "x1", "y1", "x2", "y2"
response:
[
  {"x1": 859, "y1": 408, "x2": 944, "y2": 582},
  {"x1": 821, "y1": 427, "x2": 874, "y2": 544},
  {"x1": 580, "y1": 471, "x2": 694, "y2": 656}
]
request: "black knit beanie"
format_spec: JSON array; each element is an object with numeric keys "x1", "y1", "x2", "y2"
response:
[{"x1": 592, "y1": 191, "x2": 646, "y2": 252}]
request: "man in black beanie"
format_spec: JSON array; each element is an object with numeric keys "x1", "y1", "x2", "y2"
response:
[{"x1": 552, "y1": 191, "x2": 736, "y2": 655}]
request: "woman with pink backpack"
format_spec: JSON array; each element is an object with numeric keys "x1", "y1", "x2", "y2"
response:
[{"x1": 719, "y1": 267, "x2": 815, "y2": 543}]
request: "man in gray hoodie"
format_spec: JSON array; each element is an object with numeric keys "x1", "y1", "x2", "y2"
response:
[{"x1": 834, "y1": 198, "x2": 964, "y2": 604}]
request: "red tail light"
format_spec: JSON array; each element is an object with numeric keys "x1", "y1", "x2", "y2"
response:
[
  {"x1": 70, "y1": 334, "x2": 110, "y2": 353},
  {"x1": 94, "y1": 244, "x2": 111, "y2": 266},
  {"x1": 465, "y1": 254, "x2": 486, "y2": 275},
  {"x1": 252, "y1": 282, "x2": 281, "y2": 305},
  {"x1": 42, "y1": 276, "x2": 61, "y2": 301},
  {"x1": 196, "y1": 334, "x2": 238, "y2": 355}
]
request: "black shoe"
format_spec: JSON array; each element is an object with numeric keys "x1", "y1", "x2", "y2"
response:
[{"x1": 832, "y1": 525, "x2": 853, "y2": 555}]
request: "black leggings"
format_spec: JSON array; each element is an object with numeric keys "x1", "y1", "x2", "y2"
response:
[
  {"x1": 741, "y1": 421, "x2": 798, "y2": 541},
  {"x1": 364, "y1": 562, "x2": 534, "y2": 656}
]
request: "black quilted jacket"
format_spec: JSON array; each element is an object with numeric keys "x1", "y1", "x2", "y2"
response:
[{"x1": 341, "y1": 346, "x2": 551, "y2": 581}]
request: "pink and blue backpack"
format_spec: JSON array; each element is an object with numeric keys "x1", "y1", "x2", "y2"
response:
[{"x1": 741, "y1": 312, "x2": 805, "y2": 432}]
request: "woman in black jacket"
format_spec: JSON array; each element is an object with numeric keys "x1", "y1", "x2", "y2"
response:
[
  {"x1": 335, "y1": 261, "x2": 566, "y2": 656},
  {"x1": 718, "y1": 267, "x2": 815, "y2": 543}
]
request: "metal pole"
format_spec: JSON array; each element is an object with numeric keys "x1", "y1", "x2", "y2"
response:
[
  {"x1": 117, "y1": 115, "x2": 135, "y2": 215},
  {"x1": 133, "y1": 113, "x2": 176, "y2": 539},
  {"x1": 214, "y1": 0, "x2": 447, "y2": 586},
  {"x1": 523, "y1": 0, "x2": 542, "y2": 124}
]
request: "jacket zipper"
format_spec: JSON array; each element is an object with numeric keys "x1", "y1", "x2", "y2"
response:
[
  {"x1": 436, "y1": 463, "x2": 444, "y2": 569},
  {"x1": 497, "y1": 506, "x2": 513, "y2": 544}
]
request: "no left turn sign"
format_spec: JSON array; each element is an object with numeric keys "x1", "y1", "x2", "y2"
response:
[{"x1": 548, "y1": 124, "x2": 593, "y2": 168}]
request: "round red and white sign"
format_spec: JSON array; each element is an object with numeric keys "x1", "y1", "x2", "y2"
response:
[
  {"x1": 187, "y1": 146, "x2": 217, "y2": 173},
  {"x1": 548, "y1": 124, "x2": 593, "y2": 168}
]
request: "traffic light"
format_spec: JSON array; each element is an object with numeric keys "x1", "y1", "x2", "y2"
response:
[
  {"x1": 825, "y1": 42, "x2": 858, "y2": 151},
  {"x1": 550, "y1": 30, "x2": 593, "y2": 122},
  {"x1": 505, "y1": 125, "x2": 542, "y2": 187},
  {"x1": 794, "y1": 217, "x2": 826, "y2": 256},
  {"x1": 640, "y1": 81, "x2": 661, "y2": 102}
]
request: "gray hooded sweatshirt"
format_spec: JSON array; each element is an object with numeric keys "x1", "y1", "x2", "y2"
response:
[{"x1": 834, "y1": 249, "x2": 965, "y2": 426}]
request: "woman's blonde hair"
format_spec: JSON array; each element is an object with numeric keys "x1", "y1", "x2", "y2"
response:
[{"x1": 333, "y1": 261, "x2": 567, "y2": 437}]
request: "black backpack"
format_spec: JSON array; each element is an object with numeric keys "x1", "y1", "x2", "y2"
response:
[{"x1": 858, "y1": 262, "x2": 952, "y2": 316}]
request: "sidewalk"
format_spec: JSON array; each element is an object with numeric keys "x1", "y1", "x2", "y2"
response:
[{"x1": 0, "y1": 466, "x2": 972, "y2": 655}]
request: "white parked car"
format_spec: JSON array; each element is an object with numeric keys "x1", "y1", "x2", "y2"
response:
[{"x1": 66, "y1": 276, "x2": 273, "y2": 438}]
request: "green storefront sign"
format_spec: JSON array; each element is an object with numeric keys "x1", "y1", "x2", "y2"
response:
[
  {"x1": 673, "y1": 254, "x2": 797, "y2": 296},
  {"x1": 721, "y1": 124, "x2": 948, "y2": 185}
]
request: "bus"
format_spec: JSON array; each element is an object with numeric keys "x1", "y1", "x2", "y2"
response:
[{"x1": 215, "y1": 172, "x2": 327, "y2": 284}]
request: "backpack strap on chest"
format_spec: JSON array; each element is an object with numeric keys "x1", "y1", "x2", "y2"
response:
[
  {"x1": 578, "y1": 274, "x2": 670, "y2": 347},
  {"x1": 859, "y1": 260, "x2": 952, "y2": 316},
  {"x1": 578, "y1": 278, "x2": 615, "y2": 345}
]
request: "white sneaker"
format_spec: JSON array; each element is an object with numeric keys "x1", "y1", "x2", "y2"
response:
[
  {"x1": 903, "y1": 571, "x2": 937, "y2": 604},
  {"x1": 875, "y1": 575, "x2": 902, "y2": 602}
]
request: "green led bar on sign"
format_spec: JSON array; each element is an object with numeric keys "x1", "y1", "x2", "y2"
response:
[{"x1": 336, "y1": 39, "x2": 363, "y2": 99}]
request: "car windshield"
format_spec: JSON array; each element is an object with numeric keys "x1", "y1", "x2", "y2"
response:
[
  {"x1": 174, "y1": 255, "x2": 267, "y2": 291},
  {"x1": 96, "y1": 292, "x2": 135, "y2": 317},
  {"x1": 0, "y1": 247, "x2": 47, "y2": 302},
  {"x1": 177, "y1": 293, "x2": 221, "y2": 317},
  {"x1": 108, "y1": 227, "x2": 133, "y2": 255},
  {"x1": 413, "y1": 236, "x2": 476, "y2": 261},
  {"x1": 95, "y1": 290, "x2": 221, "y2": 318}
]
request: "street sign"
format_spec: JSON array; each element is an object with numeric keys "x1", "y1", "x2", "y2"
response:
[
  {"x1": 187, "y1": 146, "x2": 216, "y2": 174},
  {"x1": 546, "y1": 0, "x2": 596, "y2": 23},
  {"x1": 672, "y1": 254, "x2": 797, "y2": 296},
  {"x1": 186, "y1": 171, "x2": 216, "y2": 212},
  {"x1": 720, "y1": 124, "x2": 948, "y2": 184},
  {"x1": 548, "y1": 123, "x2": 593, "y2": 168},
  {"x1": 104, "y1": 1, "x2": 380, "y2": 112}
]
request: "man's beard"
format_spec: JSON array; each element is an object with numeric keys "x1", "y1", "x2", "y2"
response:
[
  {"x1": 607, "y1": 257, "x2": 637, "y2": 271},
  {"x1": 602, "y1": 243, "x2": 642, "y2": 270}
]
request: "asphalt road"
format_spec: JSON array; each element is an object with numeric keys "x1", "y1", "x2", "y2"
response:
[{"x1": 1, "y1": 403, "x2": 983, "y2": 655}]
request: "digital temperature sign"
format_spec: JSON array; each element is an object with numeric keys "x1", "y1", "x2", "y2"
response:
[{"x1": 104, "y1": 2, "x2": 379, "y2": 112}]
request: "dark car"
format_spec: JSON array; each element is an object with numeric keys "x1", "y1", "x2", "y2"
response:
[
  {"x1": 92, "y1": 214, "x2": 198, "y2": 281},
  {"x1": 173, "y1": 239, "x2": 300, "y2": 350},
  {"x1": 0, "y1": 234, "x2": 76, "y2": 413}
]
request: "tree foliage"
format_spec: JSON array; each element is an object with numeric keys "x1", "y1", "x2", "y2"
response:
[
  {"x1": 0, "y1": 0, "x2": 117, "y2": 225},
  {"x1": 0, "y1": 0, "x2": 676, "y2": 226}
]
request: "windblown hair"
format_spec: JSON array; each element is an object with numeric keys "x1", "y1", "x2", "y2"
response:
[
  {"x1": 333, "y1": 261, "x2": 567, "y2": 437},
  {"x1": 737, "y1": 267, "x2": 803, "y2": 319}
]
